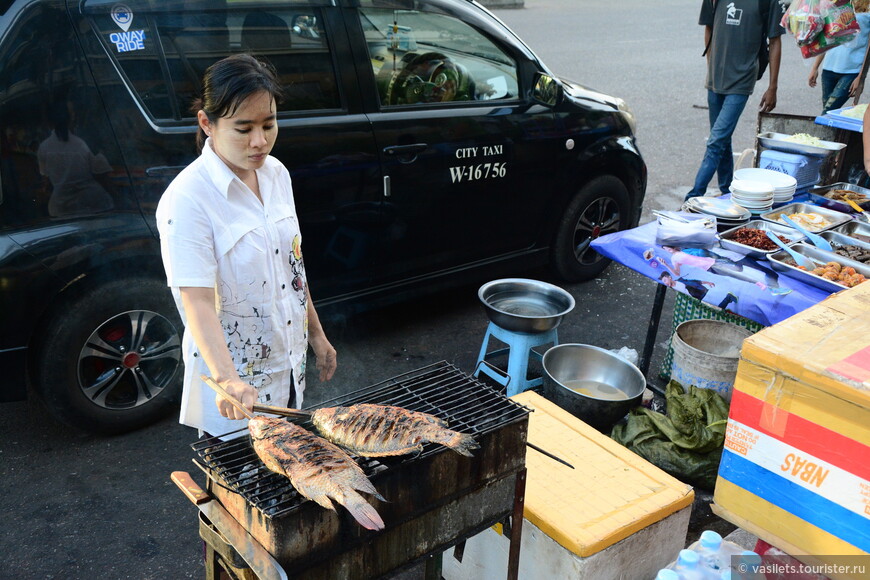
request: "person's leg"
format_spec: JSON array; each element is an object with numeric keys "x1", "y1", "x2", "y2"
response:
[
  {"x1": 820, "y1": 69, "x2": 838, "y2": 111},
  {"x1": 686, "y1": 91, "x2": 725, "y2": 200},
  {"x1": 686, "y1": 92, "x2": 749, "y2": 200},
  {"x1": 712, "y1": 93, "x2": 749, "y2": 195},
  {"x1": 822, "y1": 71, "x2": 858, "y2": 113}
]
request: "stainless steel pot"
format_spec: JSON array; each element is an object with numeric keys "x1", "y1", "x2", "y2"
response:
[
  {"x1": 542, "y1": 344, "x2": 645, "y2": 431},
  {"x1": 478, "y1": 278, "x2": 575, "y2": 333}
]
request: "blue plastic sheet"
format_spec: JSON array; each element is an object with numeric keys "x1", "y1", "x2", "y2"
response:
[{"x1": 591, "y1": 220, "x2": 830, "y2": 327}]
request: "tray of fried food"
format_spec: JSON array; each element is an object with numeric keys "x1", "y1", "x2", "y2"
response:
[
  {"x1": 767, "y1": 242, "x2": 870, "y2": 293},
  {"x1": 807, "y1": 182, "x2": 870, "y2": 213},
  {"x1": 718, "y1": 219, "x2": 805, "y2": 258}
]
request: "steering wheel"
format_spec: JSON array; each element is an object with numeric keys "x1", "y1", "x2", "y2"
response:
[{"x1": 385, "y1": 53, "x2": 454, "y2": 106}]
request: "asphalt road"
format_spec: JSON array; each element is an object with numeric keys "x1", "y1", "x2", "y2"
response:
[{"x1": 0, "y1": 1, "x2": 837, "y2": 578}]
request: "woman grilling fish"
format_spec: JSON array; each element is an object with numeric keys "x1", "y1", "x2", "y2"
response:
[{"x1": 156, "y1": 54, "x2": 337, "y2": 438}]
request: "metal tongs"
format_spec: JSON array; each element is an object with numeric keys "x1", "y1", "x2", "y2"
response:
[
  {"x1": 844, "y1": 198, "x2": 870, "y2": 223},
  {"x1": 765, "y1": 231, "x2": 815, "y2": 269}
]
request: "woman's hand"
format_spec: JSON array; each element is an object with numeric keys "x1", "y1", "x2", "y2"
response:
[
  {"x1": 215, "y1": 377, "x2": 258, "y2": 420},
  {"x1": 310, "y1": 333, "x2": 337, "y2": 382}
]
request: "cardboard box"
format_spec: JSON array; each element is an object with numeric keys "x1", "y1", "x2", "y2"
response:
[
  {"x1": 713, "y1": 284, "x2": 870, "y2": 579},
  {"x1": 443, "y1": 392, "x2": 694, "y2": 580}
]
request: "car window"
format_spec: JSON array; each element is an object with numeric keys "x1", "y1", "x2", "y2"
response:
[
  {"x1": 82, "y1": 2, "x2": 341, "y2": 121},
  {"x1": 0, "y1": 3, "x2": 130, "y2": 227},
  {"x1": 358, "y1": 5, "x2": 519, "y2": 107}
]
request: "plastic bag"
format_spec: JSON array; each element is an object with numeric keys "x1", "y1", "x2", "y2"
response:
[
  {"x1": 790, "y1": 0, "x2": 859, "y2": 58},
  {"x1": 781, "y1": 0, "x2": 824, "y2": 46},
  {"x1": 654, "y1": 212, "x2": 717, "y2": 249},
  {"x1": 611, "y1": 380, "x2": 729, "y2": 490},
  {"x1": 799, "y1": 27, "x2": 854, "y2": 57},
  {"x1": 821, "y1": 0, "x2": 860, "y2": 39}
]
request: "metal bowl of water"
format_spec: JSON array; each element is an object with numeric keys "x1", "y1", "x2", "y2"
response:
[
  {"x1": 542, "y1": 344, "x2": 645, "y2": 431},
  {"x1": 478, "y1": 278, "x2": 575, "y2": 333}
]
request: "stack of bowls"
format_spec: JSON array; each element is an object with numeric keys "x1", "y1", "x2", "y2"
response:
[
  {"x1": 730, "y1": 179, "x2": 774, "y2": 215},
  {"x1": 734, "y1": 167, "x2": 797, "y2": 204}
]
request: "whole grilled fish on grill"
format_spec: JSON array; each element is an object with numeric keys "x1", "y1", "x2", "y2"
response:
[
  {"x1": 249, "y1": 416, "x2": 386, "y2": 531},
  {"x1": 310, "y1": 404, "x2": 480, "y2": 458}
]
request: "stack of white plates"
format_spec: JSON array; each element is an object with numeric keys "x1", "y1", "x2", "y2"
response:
[
  {"x1": 733, "y1": 167, "x2": 797, "y2": 204},
  {"x1": 683, "y1": 196, "x2": 751, "y2": 231},
  {"x1": 730, "y1": 179, "x2": 774, "y2": 214}
]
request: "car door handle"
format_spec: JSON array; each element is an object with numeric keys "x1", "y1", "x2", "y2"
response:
[
  {"x1": 145, "y1": 165, "x2": 187, "y2": 178},
  {"x1": 383, "y1": 143, "x2": 428, "y2": 158}
]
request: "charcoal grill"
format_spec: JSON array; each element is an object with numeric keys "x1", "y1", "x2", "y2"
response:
[{"x1": 186, "y1": 361, "x2": 530, "y2": 579}]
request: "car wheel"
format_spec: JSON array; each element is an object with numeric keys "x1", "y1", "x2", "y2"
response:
[
  {"x1": 33, "y1": 277, "x2": 183, "y2": 434},
  {"x1": 551, "y1": 175, "x2": 631, "y2": 282}
]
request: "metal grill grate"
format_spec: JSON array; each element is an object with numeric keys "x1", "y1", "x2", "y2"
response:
[{"x1": 191, "y1": 361, "x2": 530, "y2": 519}]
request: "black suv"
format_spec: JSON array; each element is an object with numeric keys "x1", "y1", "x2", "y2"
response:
[{"x1": 0, "y1": 0, "x2": 646, "y2": 433}]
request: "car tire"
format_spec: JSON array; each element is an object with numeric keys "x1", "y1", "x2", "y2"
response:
[
  {"x1": 551, "y1": 175, "x2": 631, "y2": 282},
  {"x1": 33, "y1": 277, "x2": 183, "y2": 434}
]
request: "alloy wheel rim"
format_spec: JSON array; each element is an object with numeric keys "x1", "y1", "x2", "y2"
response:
[
  {"x1": 77, "y1": 310, "x2": 181, "y2": 409},
  {"x1": 572, "y1": 196, "x2": 621, "y2": 265}
]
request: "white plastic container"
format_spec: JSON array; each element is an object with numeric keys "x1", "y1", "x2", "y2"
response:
[{"x1": 656, "y1": 569, "x2": 681, "y2": 580}]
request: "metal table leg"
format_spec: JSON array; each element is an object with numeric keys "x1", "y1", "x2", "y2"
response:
[
  {"x1": 638, "y1": 282, "x2": 668, "y2": 380},
  {"x1": 506, "y1": 468, "x2": 527, "y2": 580}
]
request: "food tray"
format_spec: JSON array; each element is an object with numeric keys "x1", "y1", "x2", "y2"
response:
[
  {"x1": 824, "y1": 105, "x2": 866, "y2": 128},
  {"x1": 760, "y1": 202, "x2": 852, "y2": 232},
  {"x1": 831, "y1": 220, "x2": 870, "y2": 244},
  {"x1": 757, "y1": 131, "x2": 847, "y2": 157},
  {"x1": 819, "y1": 231, "x2": 870, "y2": 264},
  {"x1": 807, "y1": 182, "x2": 870, "y2": 213},
  {"x1": 718, "y1": 220, "x2": 806, "y2": 259},
  {"x1": 766, "y1": 243, "x2": 870, "y2": 293}
]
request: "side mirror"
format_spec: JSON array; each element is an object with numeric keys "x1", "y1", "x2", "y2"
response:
[{"x1": 532, "y1": 73, "x2": 563, "y2": 107}]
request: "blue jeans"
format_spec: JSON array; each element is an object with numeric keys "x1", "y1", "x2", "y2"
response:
[
  {"x1": 821, "y1": 70, "x2": 858, "y2": 114},
  {"x1": 686, "y1": 91, "x2": 750, "y2": 200}
]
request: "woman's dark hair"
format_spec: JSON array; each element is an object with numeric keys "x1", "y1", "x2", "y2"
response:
[{"x1": 193, "y1": 54, "x2": 285, "y2": 151}]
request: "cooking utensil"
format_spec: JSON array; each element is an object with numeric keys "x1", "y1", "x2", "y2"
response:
[
  {"x1": 765, "y1": 231, "x2": 816, "y2": 269},
  {"x1": 478, "y1": 278, "x2": 575, "y2": 333},
  {"x1": 201, "y1": 375, "x2": 313, "y2": 419},
  {"x1": 201, "y1": 375, "x2": 254, "y2": 419},
  {"x1": 171, "y1": 471, "x2": 288, "y2": 580},
  {"x1": 526, "y1": 442, "x2": 574, "y2": 469},
  {"x1": 844, "y1": 198, "x2": 870, "y2": 222},
  {"x1": 780, "y1": 215, "x2": 834, "y2": 252},
  {"x1": 541, "y1": 344, "x2": 645, "y2": 432}
]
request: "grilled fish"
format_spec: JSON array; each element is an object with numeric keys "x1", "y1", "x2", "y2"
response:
[
  {"x1": 249, "y1": 416, "x2": 386, "y2": 531},
  {"x1": 311, "y1": 404, "x2": 480, "y2": 458}
]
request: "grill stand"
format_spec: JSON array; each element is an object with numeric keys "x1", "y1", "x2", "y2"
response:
[
  {"x1": 197, "y1": 469, "x2": 527, "y2": 580},
  {"x1": 190, "y1": 362, "x2": 531, "y2": 580}
]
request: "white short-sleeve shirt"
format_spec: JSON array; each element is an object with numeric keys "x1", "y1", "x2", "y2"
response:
[{"x1": 156, "y1": 139, "x2": 308, "y2": 437}]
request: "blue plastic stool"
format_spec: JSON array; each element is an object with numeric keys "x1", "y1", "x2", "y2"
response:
[{"x1": 474, "y1": 322, "x2": 558, "y2": 396}]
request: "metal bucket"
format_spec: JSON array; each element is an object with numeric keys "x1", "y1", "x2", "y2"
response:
[
  {"x1": 541, "y1": 344, "x2": 645, "y2": 431},
  {"x1": 670, "y1": 319, "x2": 753, "y2": 403}
]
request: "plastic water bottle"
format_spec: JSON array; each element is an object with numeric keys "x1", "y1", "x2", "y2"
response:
[
  {"x1": 695, "y1": 529, "x2": 725, "y2": 573},
  {"x1": 656, "y1": 569, "x2": 681, "y2": 580},
  {"x1": 672, "y1": 549, "x2": 712, "y2": 580},
  {"x1": 733, "y1": 550, "x2": 764, "y2": 580}
]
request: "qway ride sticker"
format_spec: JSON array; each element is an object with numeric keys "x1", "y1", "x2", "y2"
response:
[{"x1": 109, "y1": 4, "x2": 145, "y2": 53}]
